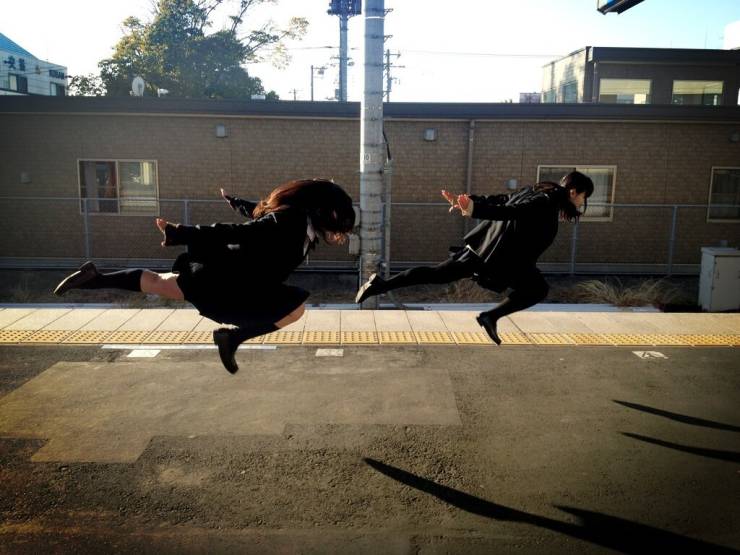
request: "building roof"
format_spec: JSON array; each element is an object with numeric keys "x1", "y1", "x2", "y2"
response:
[
  {"x1": 0, "y1": 32, "x2": 35, "y2": 58},
  {"x1": 0, "y1": 96, "x2": 738, "y2": 123},
  {"x1": 546, "y1": 46, "x2": 740, "y2": 66},
  {"x1": 588, "y1": 46, "x2": 740, "y2": 64}
]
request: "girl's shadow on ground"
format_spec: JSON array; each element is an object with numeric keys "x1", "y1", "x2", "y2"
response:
[{"x1": 363, "y1": 458, "x2": 738, "y2": 555}]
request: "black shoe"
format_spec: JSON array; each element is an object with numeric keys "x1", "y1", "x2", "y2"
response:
[
  {"x1": 476, "y1": 312, "x2": 502, "y2": 345},
  {"x1": 213, "y1": 328, "x2": 239, "y2": 374},
  {"x1": 53, "y1": 261, "x2": 99, "y2": 296},
  {"x1": 355, "y1": 273, "x2": 387, "y2": 304}
]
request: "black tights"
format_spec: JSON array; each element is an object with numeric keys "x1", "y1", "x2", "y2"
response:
[
  {"x1": 382, "y1": 254, "x2": 549, "y2": 317},
  {"x1": 383, "y1": 254, "x2": 479, "y2": 289}
]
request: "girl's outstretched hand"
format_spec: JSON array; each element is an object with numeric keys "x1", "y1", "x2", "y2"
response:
[
  {"x1": 441, "y1": 190, "x2": 471, "y2": 215},
  {"x1": 220, "y1": 187, "x2": 237, "y2": 210},
  {"x1": 156, "y1": 218, "x2": 171, "y2": 246},
  {"x1": 456, "y1": 193, "x2": 471, "y2": 214}
]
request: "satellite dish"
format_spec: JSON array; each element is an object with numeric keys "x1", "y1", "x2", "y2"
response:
[{"x1": 131, "y1": 76, "x2": 145, "y2": 97}]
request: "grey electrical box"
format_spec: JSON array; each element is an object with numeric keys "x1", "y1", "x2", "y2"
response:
[
  {"x1": 698, "y1": 247, "x2": 740, "y2": 312},
  {"x1": 348, "y1": 233, "x2": 360, "y2": 256}
]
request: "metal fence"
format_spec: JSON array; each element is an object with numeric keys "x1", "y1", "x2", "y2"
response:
[{"x1": 0, "y1": 196, "x2": 738, "y2": 275}]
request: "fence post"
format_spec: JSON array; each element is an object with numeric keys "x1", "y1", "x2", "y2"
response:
[
  {"x1": 83, "y1": 198, "x2": 91, "y2": 259},
  {"x1": 183, "y1": 200, "x2": 190, "y2": 225},
  {"x1": 667, "y1": 205, "x2": 678, "y2": 276},
  {"x1": 569, "y1": 220, "x2": 578, "y2": 276}
]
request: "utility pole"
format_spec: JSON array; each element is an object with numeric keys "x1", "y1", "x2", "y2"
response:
[
  {"x1": 310, "y1": 64, "x2": 326, "y2": 101},
  {"x1": 383, "y1": 49, "x2": 403, "y2": 102},
  {"x1": 327, "y1": 0, "x2": 361, "y2": 102},
  {"x1": 358, "y1": 0, "x2": 384, "y2": 307},
  {"x1": 289, "y1": 88, "x2": 298, "y2": 101}
]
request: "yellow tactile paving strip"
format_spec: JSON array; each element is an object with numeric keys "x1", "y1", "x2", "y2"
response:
[
  {"x1": 3, "y1": 331, "x2": 739, "y2": 347},
  {"x1": 0, "y1": 329, "x2": 33, "y2": 343},
  {"x1": 452, "y1": 331, "x2": 494, "y2": 345},
  {"x1": 1, "y1": 309, "x2": 739, "y2": 347}
]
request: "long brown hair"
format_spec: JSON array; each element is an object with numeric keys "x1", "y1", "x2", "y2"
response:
[{"x1": 252, "y1": 178, "x2": 356, "y2": 234}]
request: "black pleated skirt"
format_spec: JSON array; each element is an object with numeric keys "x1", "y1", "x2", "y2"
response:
[{"x1": 173, "y1": 253, "x2": 309, "y2": 326}]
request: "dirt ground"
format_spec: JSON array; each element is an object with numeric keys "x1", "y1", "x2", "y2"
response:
[{"x1": 0, "y1": 268, "x2": 700, "y2": 310}]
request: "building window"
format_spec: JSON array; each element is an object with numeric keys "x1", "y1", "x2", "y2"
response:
[
  {"x1": 537, "y1": 165, "x2": 616, "y2": 221},
  {"x1": 50, "y1": 83, "x2": 66, "y2": 96},
  {"x1": 707, "y1": 167, "x2": 740, "y2": 222},
  {"x1": 79, "y1": 160, "x2": 159, "y2": 215},
  {"x1": 561, "y1": 81, "x2": 578, "y2": 103},
  {"x1": 542, "y1": 89, "x2": 556, "y2": 103},
  {"x1": 8, "y1": 73, "x2": 28, "y2": 93},
  {"x1": 599, "y1": 79, "x2": 651, "y2": 104},
  {"x1": 672, "y1": 80, "x2": 723, "y2": 106}
]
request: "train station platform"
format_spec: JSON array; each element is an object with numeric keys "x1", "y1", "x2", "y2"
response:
[{"x1": 1, "y1": 306, "x2": 738, "y2": 348}]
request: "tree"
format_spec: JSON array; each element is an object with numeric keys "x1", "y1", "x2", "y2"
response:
[
  {"x1": 99, "y1": 0, "x2": 307, "y2": 99},
  {"x1": 68, "y1": 73, "x2": 106, "y2": 96}
]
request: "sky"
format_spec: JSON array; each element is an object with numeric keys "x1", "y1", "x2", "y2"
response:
[{"x1": 1, "y1": 0, "x2": 738, "y2": 102}]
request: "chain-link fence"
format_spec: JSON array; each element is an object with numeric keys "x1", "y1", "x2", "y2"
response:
[{"x1": 0, "y1": 197, "x2": 737, "y2": 274}]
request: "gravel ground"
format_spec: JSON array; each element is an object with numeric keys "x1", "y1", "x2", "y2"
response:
[{"x1": 0, "y1": 269, "x2": 700, "y2": 309}]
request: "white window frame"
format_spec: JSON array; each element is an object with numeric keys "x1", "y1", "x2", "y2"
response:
[
  {"x1": 707, "y1": 166, "x2": 740, "y2": 223},
  {"x1": 536, "y1": 165, "x2": 617, "y2": 222},
  {"x1": 77, "y1": 159, "x2": 160, "y2": 216}
]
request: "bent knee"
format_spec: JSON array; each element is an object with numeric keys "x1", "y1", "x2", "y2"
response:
[
  {"x1": 278, "y1": 304, "x2": 305, "y2": 327},
  {"x1": 288, "y1": 304, "x2": 306, "y2": 322}
]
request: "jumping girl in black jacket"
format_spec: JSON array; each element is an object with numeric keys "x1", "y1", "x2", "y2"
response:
[
  {"x1": 54, "y1": 179, "x2": 356, "y2": 374},
  {"x1": 355, "y1": 171, "x2": 594, "y2": 344}
]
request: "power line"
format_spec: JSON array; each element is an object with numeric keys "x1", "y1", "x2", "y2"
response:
[
  {"x1": 403, "y1": 49, "x2": 562, "y2": 58},
  {"x1": 258, "y1": 45, "x2": 563, "y2": 59}
]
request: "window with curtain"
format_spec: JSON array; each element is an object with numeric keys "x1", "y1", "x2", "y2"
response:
[
  {"x1": 8, "y1": 74, "x2": 28, "y2": 94},
  {"x1": 537, "y1": 166, "x2": 616, "y2": 221},
  {"x1": 79, "y1": 160, "x2": 158, "y2": 215},
  {"x1": 707, "y1": 168, "x2": 740, "y2": 221},
  {"x1": 672, "y1": 80, "x2": 723, "y2": 106},
  {"x1": 599, "y1": 79, "x2": 651, "y2": 104}
]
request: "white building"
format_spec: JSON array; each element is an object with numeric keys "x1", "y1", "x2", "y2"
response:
[{"x1": 0, "y1": 32, "x2": 67, "y2": 96}]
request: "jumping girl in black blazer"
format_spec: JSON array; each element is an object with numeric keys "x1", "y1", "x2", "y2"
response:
[
  {"x1": 355, "y1": 171, "x2": 594, "y2": 345},
  {"x1": 54, "y1": 179, "x2": 356, "y2": 374}
]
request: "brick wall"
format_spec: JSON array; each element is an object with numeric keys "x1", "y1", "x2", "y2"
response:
[{"x1": 0, "y1": 111, "x2": 738, "y2": 270}]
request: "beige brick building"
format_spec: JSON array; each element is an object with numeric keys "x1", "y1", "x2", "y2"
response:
[{"x1": 0, "y1": 97, "x2": 738, "y2": 274}]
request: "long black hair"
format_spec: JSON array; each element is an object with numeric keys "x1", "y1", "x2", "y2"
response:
[
  {"x1": 535, "y1": 171, "x2": 594, "y2": 222},
  {"x1": 252, "y1": 178, "x2": 356, "y2": 235}
]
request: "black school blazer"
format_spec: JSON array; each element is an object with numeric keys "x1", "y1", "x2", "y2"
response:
[
  {"x1": 463, "y1": 186, "x2": 562, "y2": 284},
  {"x1": 165, "y1": 205, "x2": 314, "y2": 286}
]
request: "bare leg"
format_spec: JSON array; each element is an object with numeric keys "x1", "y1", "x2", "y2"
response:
[
  {"x1": 275, "y1": 304, "x2": 305, "y2": 328},
  {"x1": 139, "y1": 271, "x2": 185, "y2": 300}
]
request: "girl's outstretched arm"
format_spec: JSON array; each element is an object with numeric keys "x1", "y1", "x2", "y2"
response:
[
  {"x1": 221, "y1": 188, "x2": 257, "y2": 219},
  {"x1": 468, "y1": 194, "x2": 548, "y2": 221}
]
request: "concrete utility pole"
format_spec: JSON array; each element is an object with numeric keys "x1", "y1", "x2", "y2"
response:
[
  {"x1": 339, "y1": 12, "x2": 349, "y2": 101},
  {"x1": 359, "y1": 0, "x2": 385, "y2": 308},
  {"x1": 310, "y1": 64, "x2": 326, "y2": 101},
  {"x1": 383, "y1": 49, "x2": 403, "y2": 102}
]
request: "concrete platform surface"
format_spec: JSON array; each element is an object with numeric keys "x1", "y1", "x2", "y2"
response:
[
  {"x1": 0, "y1": 343, "x2": 738, "y2": 553},
  {"x1": 0, "y1": 307, "x2": 738, "y2": 347}
]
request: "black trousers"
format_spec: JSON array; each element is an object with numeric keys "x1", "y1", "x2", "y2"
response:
[{"x1": 383, "y1": 250, "x2": 549, "y2": 307}]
